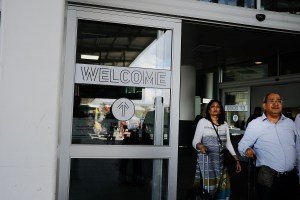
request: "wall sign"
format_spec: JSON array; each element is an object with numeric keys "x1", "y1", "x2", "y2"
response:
[
  {"x1": 233, "y1": 114, "x2": 239, "y2": 122},
  {"x1": 75, "y1": 64, "x2": 171, "y2": 89},
  {"x1": 225, "y1": 104, "x2": 248, "y2": 111}
]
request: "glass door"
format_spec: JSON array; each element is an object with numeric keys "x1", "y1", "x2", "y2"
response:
[
  {"x1": 222, "y1": 87, "x2": 250, "y2": 135},
  {"x1": 57, "y1": 5, "x2": 181, "y2": 200}
]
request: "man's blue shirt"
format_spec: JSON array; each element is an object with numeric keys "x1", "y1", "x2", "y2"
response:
[{"x1": 238, "y1": 113, "x2": 296, "y2": 172}]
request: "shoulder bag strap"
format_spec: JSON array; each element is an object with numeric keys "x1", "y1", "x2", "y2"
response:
[{"x1": 210, "y1": 121, "x2": 222, "y2": 147}]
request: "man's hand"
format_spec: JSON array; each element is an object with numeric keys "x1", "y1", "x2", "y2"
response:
[{"x1": 245, "y1": 147, "x2": 256, "y2": 159}]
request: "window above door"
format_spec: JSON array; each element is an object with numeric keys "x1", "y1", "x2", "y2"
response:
[{"x1": 76, "y1": 19, "x2": 172, "y2": 70}]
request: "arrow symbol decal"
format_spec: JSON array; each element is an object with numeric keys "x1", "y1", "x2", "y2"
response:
[{"x1": 117, "y1": 102, "x2": 129, "y2": 117}]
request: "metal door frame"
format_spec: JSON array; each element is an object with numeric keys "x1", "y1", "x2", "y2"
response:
[{"x1": 57, "y1": 5, "x2": 181, "y2": 200}]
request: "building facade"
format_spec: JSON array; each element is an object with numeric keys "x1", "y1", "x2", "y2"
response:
[{"x1": 0, "y1": 1, "x2": 300, "y2": 200}]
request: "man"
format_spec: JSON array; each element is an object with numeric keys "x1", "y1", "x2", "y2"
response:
[
  {"x1": 295, "y1": 113, "x2": 300, "y2": 188},
  {"x1": 238, "y1": 92, "x2": 299, "y2": 200}
]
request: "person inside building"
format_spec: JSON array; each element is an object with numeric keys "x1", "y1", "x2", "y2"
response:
[
  {"x1": 192, "y1": 99, "x2": 241, "y2": 199},
  {"x1": 123, "y1": 115, "x2": 141, "y2": 144},
  {"x1": 194, "y1": 114, "x2": 203, "y2": 130},
  {"x1": 102, "y1": 110, "x2": 118, "y2": 144},
  {"x1": 285, "y1": 109, "x2": 294, "y2": 120},
  {"x1": 142, "y1": 109, "x2": 155, "y2": 144},
  {"x1": 119, "y1": 115, "x2": 143, "y2": 185},
  {"x1": 245, "y1": 106, "x2": 262, "y2": 128},
  {"x1": 238, "y1": 92, "x2": 299, "y2": 200}
]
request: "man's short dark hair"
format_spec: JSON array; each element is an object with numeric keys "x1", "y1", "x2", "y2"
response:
[{"x1": 263, "y1": 92, "x2": 281, "y2": 103}]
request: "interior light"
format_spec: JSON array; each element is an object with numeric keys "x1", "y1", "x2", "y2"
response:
[
  {"x1": 255, "y1": 61, "x2": 262, "y2": 65},
  {"x1": 81, "y1": 54, "x2": 99, "y2": 60}
]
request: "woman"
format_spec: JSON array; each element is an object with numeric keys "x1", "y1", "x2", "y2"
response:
[{"x1": 192, "y1": 99, "x2": 241, "y2": 200}]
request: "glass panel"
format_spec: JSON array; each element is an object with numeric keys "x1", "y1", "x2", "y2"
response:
[
  {"x1": 69, "y1": 158, "x2": 168, "y2": 200},
  {"x1": 221, "y1": 29, "x2": 300, "y2": 82},
  {"x1": 198, "y1": 0, "x2": 300, "y2": 12},
  {"x1": 72, "y1": 20, "x2": 172, "y2": 145},
  {"x1": 72, "y1": 87, "x2": 170, "y2": 145},
  {"x1": 243, "y1": 0, "x2": 256, "y2": 8},
  {"x1": 280, "y1": 51, "x2": 300, "y2": 75},
  {"x1": 198, "y1": 0, "x2": 256, "y2": 8},
  {"x1": 262, "y1": 0, "x2": 300, "y2": 14},
  {"x1": 76, "y1": 19, "x2": 172, "y2": 70},
  {"x1": 224, "y1": 90, "x2": 249, "y2": 131},
  {"x1": 223, "y1": 50, "x2": 300, "y2": 81},
  {"x1": 222, "y1": 59, "x2": 277, "y2": 82}
]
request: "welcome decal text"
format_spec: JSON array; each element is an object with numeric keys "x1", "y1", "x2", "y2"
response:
[{"x1": 75, "y1": 64, "x2": 171, "y2": 89}]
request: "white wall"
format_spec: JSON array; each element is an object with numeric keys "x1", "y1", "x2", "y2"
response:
[{"x1": 0, "y1": 1, "x2": 65, "y2": 200}]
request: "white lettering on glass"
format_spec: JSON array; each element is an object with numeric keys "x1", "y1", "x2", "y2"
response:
[{"x1": 225, "y1": 105, "x2": 248, "y2": 112}]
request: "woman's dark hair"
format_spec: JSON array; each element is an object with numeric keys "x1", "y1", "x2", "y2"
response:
[{"x1": 205, "y1": 99, "x2": 225, "y2": 125}]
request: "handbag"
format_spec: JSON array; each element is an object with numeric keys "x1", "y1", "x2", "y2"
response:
[{"x1": 257, "y1": 165, "x2": 275, "y2": 187}]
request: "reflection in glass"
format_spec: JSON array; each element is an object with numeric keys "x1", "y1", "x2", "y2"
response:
[
  {"x1": 73, "y1": 20, "x2": 172, "y2": 145},
  {"x1": 76, "y1": 19, "x2": 172, "y2": 70},
  {"x1": 197, "y1": 0, "x2": 300, "y2": 13},
  {"x1": 199, "y1": 0, "x2": 256, "y2": 8},
  {"x1": 280, "y1": 51, "x2": 300, "y2": 75},
  {"x1": 222, "y1": 59, "x2": 277, "y2": 82},
  {"x1": 224, "y1": 90, "x2": 248, "y2": 130},
  {"x1": 69, "y1": 158, "x2": 168, "y2": 200},
  {"x1": 262, "y1": 0, "x2": 300, "y2": 13},
  {"x1": 72, "y1": 87, "x2": 170, "y2": 145},
  {"x1": 222, "y1": 49, "x2": 300, "y2": 82}
]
